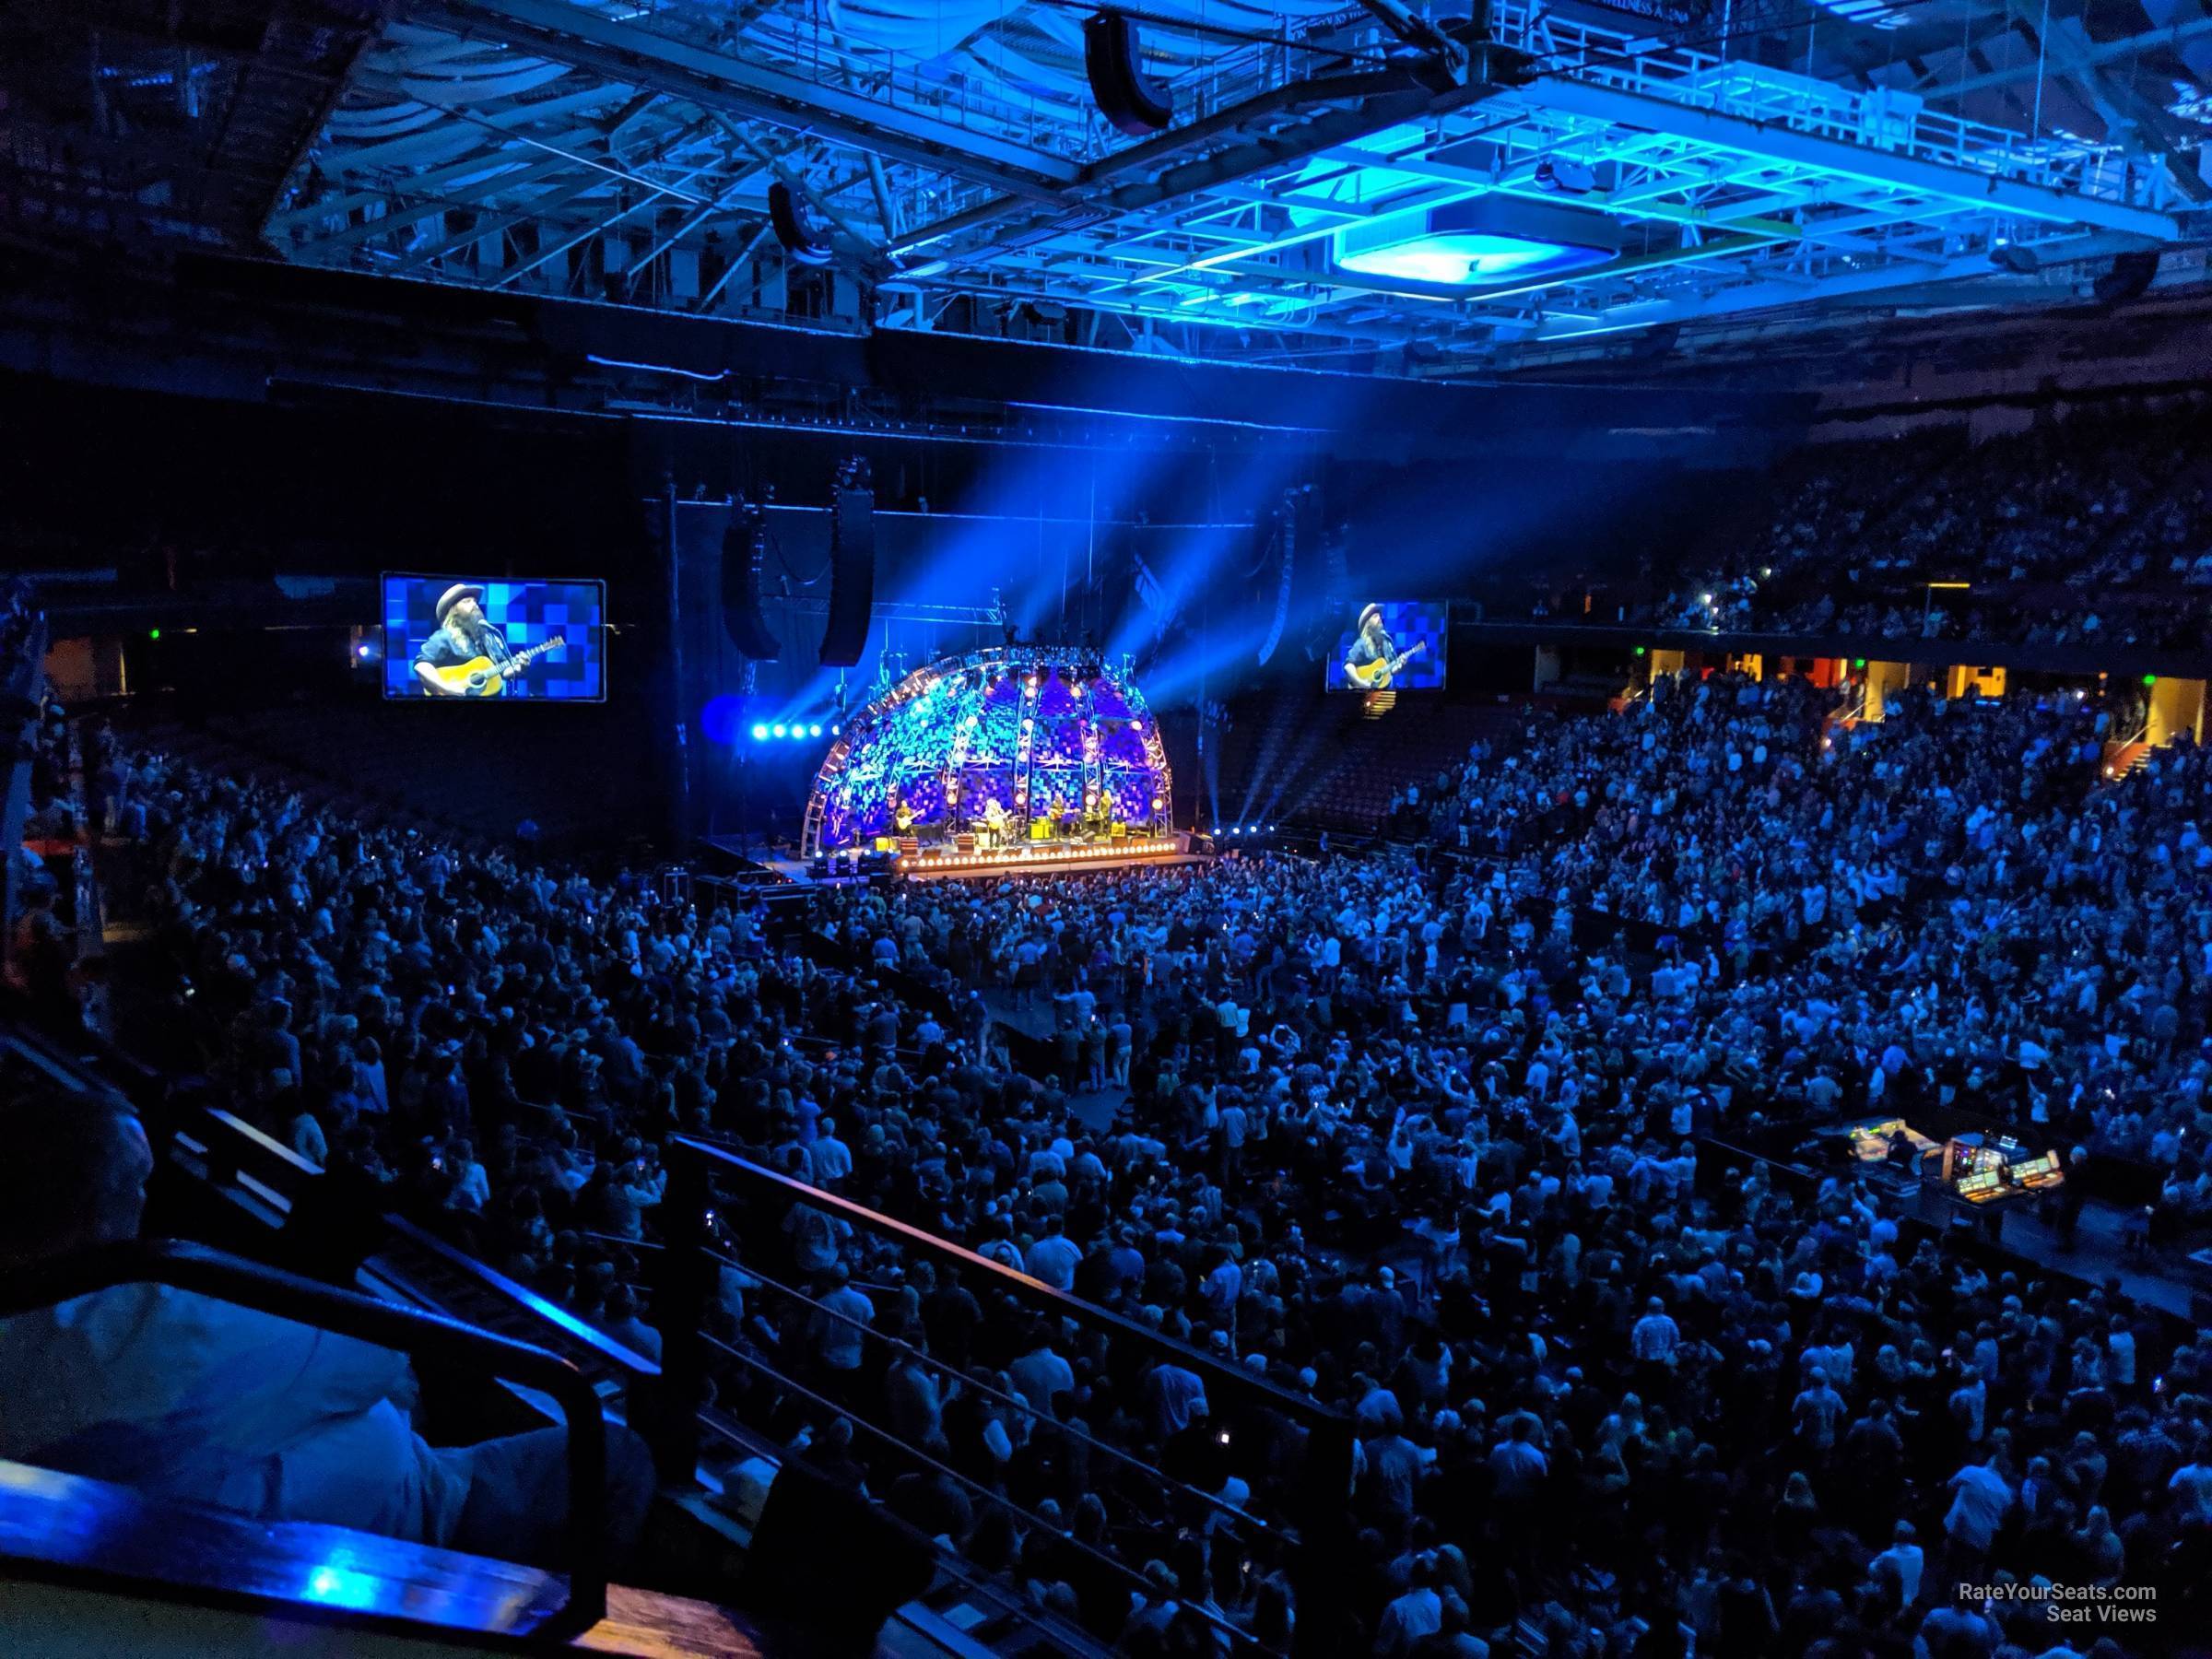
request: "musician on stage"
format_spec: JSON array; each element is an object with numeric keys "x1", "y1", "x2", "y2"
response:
[
  {"x1": 1047, "y1": 792, "x2": 1070, "y2": 838},
  {"x1": 414, "y1": 584, "x2": 523, "y2": 698},
  {"x1": 1341, "y1": 604, "x2": 1394, "y2": 689},
  {"x1": 982, "y1": 797, "x2": 1008, "y2": 847}
]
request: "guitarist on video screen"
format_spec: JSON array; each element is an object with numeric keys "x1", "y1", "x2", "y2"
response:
[
  {"x1": 415, "y1": 583, "x2": 523, "y2": 698},
  {"x1": 1342, "y1": 603, "x2": 1425, "y2": 690}
]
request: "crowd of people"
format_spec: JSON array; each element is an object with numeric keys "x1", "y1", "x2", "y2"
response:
[
  {"x1": 1634, "y1": 406, "x2": 2212, "y2": 649},
  {"x1": 69, "y1": 653, "x2": 2212, "y2": 1659}
]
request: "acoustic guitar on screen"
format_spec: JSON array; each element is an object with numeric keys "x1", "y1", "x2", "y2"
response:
[
  {"x1": 421, "y1": 635, "x2": 566, "y2": 698},
  {"x1": 1343, "y1": 641, "x2": 1426, "y2": 689}
]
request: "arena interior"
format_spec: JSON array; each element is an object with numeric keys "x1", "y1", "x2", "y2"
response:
[{"x1": 8, "y1": 1, "x2": 2212, "y2": 1654}]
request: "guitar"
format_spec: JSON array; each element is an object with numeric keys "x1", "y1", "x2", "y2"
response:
[
  {"x1": 1344, "y1": 640, "x2": 1426, "y2": 689},
  {"x1": 423, "y1": 635, "x2": 564, "y2": 698}
]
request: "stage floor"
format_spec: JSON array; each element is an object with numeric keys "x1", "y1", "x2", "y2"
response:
[
  {"x1": 770, "y1": 830, "x2": 1206, "y2": 883},
  {"x1": 900, "y1": 830, "x2": 1200, "y2": 881}
]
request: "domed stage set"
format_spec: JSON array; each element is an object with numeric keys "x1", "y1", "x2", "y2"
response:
[{"x1": 800, "y1": 646, "x2": 1197, "y2": 881}]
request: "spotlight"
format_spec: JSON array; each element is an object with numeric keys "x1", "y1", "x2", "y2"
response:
[
  {"x1": 1083, "y1": 10, "x2": 1173, "y2": 136},
  {"x1": 1535, "y1": 157, "x2": 1597, "y2": 194},
  {"x1": 752, "y1": 724, "x2": 770, "y2": 741},
  {"x1": 772, "y1": 724, "x2": 788, "y2": 737},
  {"x1": 831, "y1": 724, "x2": 841, "y2": 735},
  {"x1": 809, "y1": 724, "x2": 823, "y2": 736},
  {"x1": 356, "y1": 643, "x2": 372, "y2": 660}
]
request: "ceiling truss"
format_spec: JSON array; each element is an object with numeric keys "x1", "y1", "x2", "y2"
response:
[{"x1": 243, "y1": 0, "x2": 2204, "y2": 369}]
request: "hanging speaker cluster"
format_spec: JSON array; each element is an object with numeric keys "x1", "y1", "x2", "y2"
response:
[
  {"x1": 819, "y1": 457, "x2": 876, "y2": 668},
  {"x1": 720, "y1": 497, "x2": 782, "y2": 660},
  {"x1": 2091, "y1": 251, "x2": 2159, "y2": 308},
  {"x1": 768, "y1": 182, "x2": 832, "y2": 267},
  {"x1": 1083, "y1": 11, "x2": 1172, "y2": 136}
]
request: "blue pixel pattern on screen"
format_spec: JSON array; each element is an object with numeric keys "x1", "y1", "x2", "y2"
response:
[
  {"x1": 1325, "y1": 599, "x2": 1449, "y2": 693},
  {"x1": 382, "y1": 575, "x2": 606, "y2": 701}
]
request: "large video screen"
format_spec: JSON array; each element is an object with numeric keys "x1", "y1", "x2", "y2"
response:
[
  {"x1": 1325, "y1": 600, "x2": 1448, "y2": 693},
  {"x1": 381, "y1": 574, "x2": 606, "y2": 701}
]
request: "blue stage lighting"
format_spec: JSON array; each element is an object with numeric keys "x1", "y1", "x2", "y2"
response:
[
  {"x1": 808, "y1": 724, "x2": 823, "y2": 737},
  {"x1": 700, "y1": 695, "x2": 746, "y2": 746},
  {"x1": 751, "y1": 724, "x2": 769, "y2": 741},
  {"x1": 830, "y1": 724, "x2": 841, "y2": 735},
  {"x1": 1333, "y1": 195, "x2": 1617, "y2": 288},
  {"x1": 1336, "y1": 232, "x2": 1602, "y2": 286},
  {"x1": 772, "y1": 724, "x2": 788, "y2": 738}
]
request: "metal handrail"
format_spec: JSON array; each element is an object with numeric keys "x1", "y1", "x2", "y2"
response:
[
  {"x1": 693, "y1": 1390, "x2": 1120, "y2": 1659},
  {"x1": 668, "y1": 1135, "x2": 1341, "y2": 1433},
  {"x1": 0, "y1": 1238, "x2": 611, "y2": 1638},
  {"x1": 382, "y1": 1214, "x2": 665, "y2": 1382},
  {"x1": 702, "y1": 1244, "x2": 1285, "y2": 1539},
  {"x1": 694, "y1": 1333, "x2": 1284, "y2": 1659},
  {"x1": 657, "y1": 1137, "x2": 1358, "y2": 1656}
]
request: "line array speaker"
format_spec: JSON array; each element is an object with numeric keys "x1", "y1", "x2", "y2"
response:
[
  {"x1": 720, "y1": 497, "x2": 782, "y2": 659},
  {"x1": 819, "y1": 460, "x2": 875, "y2": 667},
  {"x1": 2091, "y1": 250, "x2": 2159, "y2": 307},
  {"x1": 767, "y1": 182, "x2": 832, "y2": 266}
]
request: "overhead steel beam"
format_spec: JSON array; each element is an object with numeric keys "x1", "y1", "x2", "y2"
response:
[
  {"x1": 349, "y1": 71, "x2": 720, "y2": 206},
  {"x1": 1521, "y1": 77, "x2": 2182, "y2": 241},
  {"x1": 493, "y1": 158, "x2": 725, "y2": 288},
  {"x1": 2000, "y1": 2, "x2": 2206, "y2": 204},
  {"x1": 271, "y1": 134, "x2": 598, "y2": 234},
  {"x1": 1522, "y1": 228, "x2": 2166, "y2": 341},
  {"x1": 895, "y1": 69, "x2": 1488, "y2": 285},
  {"x1": 287, "y1": 152, "x2": 579, "y2": 255},
  {"x1": 388, "y1": 170, "x2": 616, "y2": 272},
  {"x1": 383, "y1": 115, "x2": 717, "y2": 276},
  {"x1": 1311, "y1": 143, "x2": 1806, "y2": 241},
  {"x1": 413, "y1": 0, "x2": 1079, "y2": 197},
  {"x1": 1349, "y1": 0, "x2": 1468, "y2": 78},
  {"x1": 697, "y1": 220, "x2": 779, "y2": 314},
  {"x1": 318, "y1": 83, "x2": 629, "y2": 175},
  {"x1": 1915, "y1": 16, "x2": 2212, "y2": 103}
]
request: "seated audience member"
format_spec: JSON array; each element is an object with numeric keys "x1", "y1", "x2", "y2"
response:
[{"x1": 0, "y1": 1089, "x2": 654, "y2": 1569}]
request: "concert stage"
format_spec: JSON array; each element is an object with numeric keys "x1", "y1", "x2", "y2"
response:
[{"x1": 799, "y1": 644, "x2": 1177, "y2": 873}]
